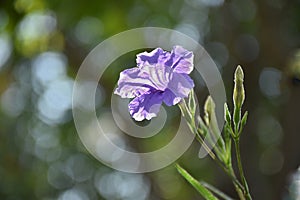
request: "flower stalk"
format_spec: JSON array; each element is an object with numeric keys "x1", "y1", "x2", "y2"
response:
[{"x1": 177, "y1": 65, "x2": 252, "y2": 200}]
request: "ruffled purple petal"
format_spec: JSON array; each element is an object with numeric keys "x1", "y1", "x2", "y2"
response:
[
  {"x1": 114, "y1": 68, "x2": 154, "y2": 98},
  {"x1": 162, "y1": 89, "x2": 182, "y2": 106},
  {"x1": 128, "y1": 91, "x2": 163, "y2": 121},
  {"x1": 165, "y1": 46, "x2": 194, "y2": 74},
  {"x1": 114, "y1": 63, "x2": 173, "y2": 98},
  {"x1": 140, "y1": 63, "x2": 171, "y2": 91},
  {"x1": 136, "y1": 48, "x2": 170, "y2": 67},
  {"x1": 163, "y1": 72, "x2": 194, "y2": 105}
]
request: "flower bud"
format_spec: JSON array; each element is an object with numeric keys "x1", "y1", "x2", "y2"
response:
[
  {"x1": 204, "y1": 96, "x2": 215, "y2": 125},
  {"x1": 233, "y1": 65, "x2": 245, "y2": 109},
  {"x1": 188, "y1": 89, "x2": 196, "y2": 115}
]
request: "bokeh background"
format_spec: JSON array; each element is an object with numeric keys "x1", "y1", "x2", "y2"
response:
[{"x1": 1, "y1": 0, "x2": 300, "y2": 199}]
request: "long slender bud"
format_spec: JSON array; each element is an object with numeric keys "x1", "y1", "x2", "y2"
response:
[{"x1": 233, "y1": 65, "x2": 245, "y2": 109}]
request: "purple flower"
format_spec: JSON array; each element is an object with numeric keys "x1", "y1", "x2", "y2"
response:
[{"x1": 114, "y1": 46, "x2": 195, "y2": 121}]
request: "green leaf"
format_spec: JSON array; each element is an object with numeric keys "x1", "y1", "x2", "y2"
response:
[
  {"x1": 200, "y1": 181, "x2": 235, "y2": 200},
  {"x1": 239, "y1": 111, "x2": 248, "y2": 134},
  {"x1": 224, "y1": 103, "x2": 231, "y2": 124},
  {"x1": 224, "y1": 122, "x2": 231, "y2": 143},
  {"x1": 176, "y1": 164, "x2": 219, "y2": 200}
]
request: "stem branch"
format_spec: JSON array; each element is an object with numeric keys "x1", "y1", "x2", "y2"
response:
[{"x1": 234, "y1": 138, "x2": 252, "y2": 200}]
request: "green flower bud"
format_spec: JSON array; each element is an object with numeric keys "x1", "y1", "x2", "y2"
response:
[
  {"x1": 188, "y1": 89, "x2": 196, "y2": 116},
  {"x1": 204, "y1": 96, "x2": 215, "y2": 125},
  {"x1": 233, "y1": 65, "x2": 245, "y2": 109},
  {"x1": 204, "y1": 96, "x2": 226, "y2": 154}
]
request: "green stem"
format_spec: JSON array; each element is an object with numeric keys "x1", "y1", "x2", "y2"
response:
[
  {"x1": 197, "y1": 127, "x2": 224, "y2": 162},
  {"x1": 233, "y1": 184, "x2": 246, "y2": 200},
  {"x1": 194, "y1": 130, "x2": 216, "y2": 160},
  {"x1": 234, "y1": 139, "x2": 252, "y2": 200},
  {"x1": 194, "y1": 127, "x2": 244, "y2": 192},
  {"x1": 228, "y1": 164, "x2": 246, "y2": 200},
  {"x1": 180, "y1": 97, "x2": 246, "y2": 199}
]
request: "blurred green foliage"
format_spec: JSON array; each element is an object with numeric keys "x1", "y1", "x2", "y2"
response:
[{"x1": 1, "y1": 0, "x2": 300, "y2": 200}]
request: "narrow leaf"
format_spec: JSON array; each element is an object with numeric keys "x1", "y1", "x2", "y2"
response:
[
  {"x1": 224, "y1": 103, "x2": 231, "y2": 124},
  {"x1": 176, "y1": 164, "x2": 219, "y2": 200},
  {"x1": 200, "y1": 181, "x2": 235, "y2": 200},
  {"x1": 238, "y1": 111, "x2": 248, "y2": 136}
]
